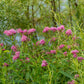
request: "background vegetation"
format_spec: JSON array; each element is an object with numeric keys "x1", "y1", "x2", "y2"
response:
[
  {"x1": 0, "y1": 0, "x2": 84, "y2": 84},
  {"x1": 0, "y1": 0, "x2": 84, "y2": 32}
]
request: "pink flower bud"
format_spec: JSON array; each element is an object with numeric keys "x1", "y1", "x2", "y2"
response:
[
  {"x1": 3, "y1": 63, "x2": 9, "y2": 67},
  {"x1": 74, "y1": 74, "x2": 79, "y2": 78},
  {"x1": 64, "y1": 51, "x2": 67, "y2": 56}
]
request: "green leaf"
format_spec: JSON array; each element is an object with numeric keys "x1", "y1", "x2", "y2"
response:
[
  {"x1": 26, "y1": 72, "x2": 33, "y2": 81},
  {"x1": 26, "y1": 72, "x2": 30, "y2": 80},
  {"x1": 4, "y1": 50, "x2": 9, "y2": 53},
  {"x1": 59, "y1": 70, "x2": 73, "y2": 79},
  {"x1": 14, "y1": 80, "x2": 26, "y2": 83}
]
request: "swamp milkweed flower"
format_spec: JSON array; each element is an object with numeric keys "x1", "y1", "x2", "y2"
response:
[
  {"x1": 71, "y1": 50, "x2": 79, "y2": 54},
  {"x1": 59, "y1": 44, "x2": 65, "y2": 49},
  {"x1": 4, "y1": 29, "x2": 16, "y2": 36},
  {"x1": 23, "y1": 29, "x2": 28, "y2": 34},
  {"x1": 15, "y1": 51, "x2": 20, "y2": 56},
  {"x1": 50, "y1": 50, "x2": 56, "y2": 54},
  {"x1": 57, "y1": 25, "x2": 65, "y2": 32},
  {"x1": 11, "y1": 45, "x2": 17, "y2": 52},
  {"x1": 0, "y1": 43, "x2": 4, "y2": 47},
  {"x1": 28, "y1": 28, "x2": 36, "y2": 35},
  {"x1": 2, "y1": 49, "x2": 5, "y2": 51},
  {"x1": 63, "y1": 51, "x2": 67, "y2": 56},
  {"x1": 46, "y1": 52, "x2": 51, "y2": 54},
  {"x1": 60, "y1": 25, "x2": 65, "y2": 30},
  {"x1": 39, "y1": 39, "x2": 45, "y2": 45},
  {"x1": 74, "y1": 74, "x2": 79, "y2": 78},
  {"x1": 67, "y1": 45, "x2": 71, "y2": 49},
  {"x1": 3, "y1": 63, "x2": 9, "y2": 67},
  {"x1": 50, "y1": 27, "x2": 57, "y2": 32},
  {"x1": 13, "y1": 52, "x2": 20, "y2": 60},
  {"x1": 13, "y1": 55, "x2": 19, "y2": 60},
  {"x1": 73, "y1": 54, "x2": 77, "y2": 58},
  {"x1": 25, "y1": 57, "x2": 30, "y2": 63},
  {"x1": 73, "y1": 35, "x2": 76, "y2": 40},
  {"x1": 66, "y1": 29, "x2": 72, "y2": 36},
  {"x1": 21, "y1": 35, "x2": 27, "y2": 42},
  {"x1": 77, "y1": 57, "x2": 84, "y2": 62},
  {"x1": 36, "y1": 41, "x2": 40, "y2": 45},
  {"x1": 57, "y1": 27, "x2": 61, "y2": 31},
  {"x1": 26, "y1": 57, "x2": 30, "y2": 61},
  {"x1": 20, "y1": 59, "x2": 23, "y2": 62},
  {"x1": 43, "y1": 27, "x2": 50, "y2": 33},
  {"x1": 4, "y1": 30, "x2": 7, "y2": 35},
  {"x1": 67, "y1": 80, "x2": 75, "y2": 84},
  {"x1": 16, "y1": 28, "x2": 23, "y2": 33},
  {"x1": 9, "y1": 29, "x2": 16, "y2": 34},
  {"x1": 50, "y1": 37, "x2": 56, "y2": 42},
  {"x1": 41, "y1": 60, "x2": 48, "y2": 67}
]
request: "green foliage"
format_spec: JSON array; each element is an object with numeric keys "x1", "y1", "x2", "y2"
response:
[
  {"x1": 0, "y1": 0, "x2": 84, "y2": 32},
  {"x1": 0, "y1": 26, "x2": 84, "y2": 84},
  {"x1": 0, "y1": 0, "x2": 84, "y2": 84}
]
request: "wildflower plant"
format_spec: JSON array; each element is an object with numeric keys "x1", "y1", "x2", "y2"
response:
[{"x1": 0, "y1": 25, "x2": 84, "y2": 84}]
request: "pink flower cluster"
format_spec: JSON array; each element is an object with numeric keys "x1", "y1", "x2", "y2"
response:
[
  {"x1": 73, "y1": 35, "x2": 79, "y2": 41},
  {"x1": 36, "y1": 39, "x2": 45, "y2": 45},
  {"x1": 71, "y1": 50, "x2": 79, "y2": 54},
  {"x1": 77, "y1": 57, "x2": 84, "y2": 62},
  {"x1": 71, "y1": 50, "x2": 84, "y2": 61},
  {"x1": 13, "y1": 51, "x2": 20, "y2": 60},
  {"x1": 73, "y1": 54, "x2": 77, "y2": 58},
  {"x1": 66, "y1": 29, "x2": 72, "y2": 36},
  {"x1": 73, "y1": 43, "x2": 79, "y2": 47},
  {"x1": 39, "y1": 39, "x2": 45, "y2": 45},
  {"x1": 2, "y1": 49, "x2": 5, "y2": 51},
  {"x1": 57, "y1": 25, "x2": 65, "y2": 31},
  {"x1": 21, "y1": 35, "x2": 28, "y2": 42},
  {"x1": 17, "y1": 28, "x2": 23, "y2": 33},
  {"x1": 59, "y1": 44, "x2": 65, "y2": 49},
  {"x1": 23, "y1": 29, "x2": 27, "y2": 34},
  {"x1": 4, "y1": 28, "x2": 36, "y2": 36},
  {"x1": 28, "y1": 28, "x2": 36, "y2": 35},
  {"x1": 71, "y1": 50, "x2": 79, "y2": 58},
  {"x1": 11, "y1": 45, "x2": 17, "y2": 52},
  {"x1": 4, "y1": 29, "x2": 16, "y2": 36},
  {"x1": 46, "y1": 50, "x2": 56, "y2": 54},
  {"x1": 25, "y1": 57, "x2": 30, "y2": 63},
  {"x1": 51, "y1": 50, "x2": 56, "y2": 54},
  {"x1": 63, "y1": 51, "x2": 67, "y2": 56},
  {"x1": 50, "y1": 27, "x2": 57, "y2": 32},
  {"x1": 17, "y1": 28, "x2": 36, "y2": 34},
  {"x1": 67, "y1": 45, "x2": 71, "y2": 49},
  {"x1": 50, "y1": 37, "x2": 57, "y2": 42},
  {"x1": 0, "y1": 43, "x2": 4, "y2": 47},
  {"x1": 41, "y1": 60, "x2": 48, "y2": 67},
  {"x1": 43, "y1": 27, "x2": 50, "y2": 33},
  {"x1": 73, "y1": 35, "x2": 76, "y2": 40},
  {"x1": 74, "y1": 74, "x2": 79, "y2": 78},
  {"x1": 3, "y1": 63, "x2": 9, "y2": 67},
  {"x1": 68, "y1": 80, "x2": 75, "y2": 84},
  {"x1": 43, "y1": 25, "x2": 65, "y2": 33},
  {"x1": 26, "y1": 57, "x2": 30, "y2": 61}
]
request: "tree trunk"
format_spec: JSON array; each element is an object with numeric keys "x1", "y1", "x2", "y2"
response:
[
  {"x1": 58, "y1": 0, "x2": 61, "y2": 24},
  {"x1": 59, "y1": 0, "x2": 60, "y2": 13},
  {"x1": 51, "y1": 0, "x2": 57, "y2": 27},
  {"x1": 32, "y1": 2, "x2": 35, "y2": 28},
  {"x1": 68, "y1": 0, "x2": 72, "y2": 26}
]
